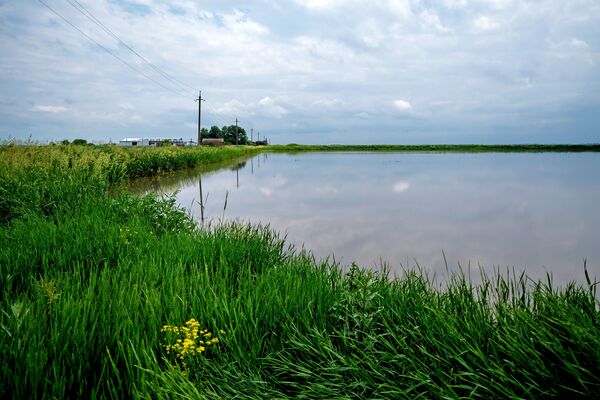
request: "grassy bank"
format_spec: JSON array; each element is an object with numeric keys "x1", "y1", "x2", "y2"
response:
[
  {"x1": 269, "y1": 143, "x2": 600, "y2": 153},
  {"x1": 1, "y1": 145, "x2": 599, "y2": 399}
]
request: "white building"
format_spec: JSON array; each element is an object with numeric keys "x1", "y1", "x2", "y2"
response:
[
  {"x1": 118, "y1": 137, "x2": 198, "y2": 147},
  {"x1": 118, "y1": 138, "x2": 150, "y2": 147}
]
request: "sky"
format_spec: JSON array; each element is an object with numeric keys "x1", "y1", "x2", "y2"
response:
[{"x1": 0, "y1": 0, "x2": 599, "y2": 144}]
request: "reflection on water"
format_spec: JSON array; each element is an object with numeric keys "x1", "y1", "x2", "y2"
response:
[
  {"x1": 127, "y1": 157, "x2": 251, "y2": 196},
  {"x1": 133, "y1": 152, "x2": 600, "y2": 285}
]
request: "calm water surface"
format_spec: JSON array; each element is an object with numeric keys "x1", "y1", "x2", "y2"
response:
[{"x1": 131, "y1": 152, "x2": 600, "y2": 284}]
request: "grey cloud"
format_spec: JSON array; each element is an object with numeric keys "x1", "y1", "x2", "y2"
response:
[{"x1": 0, "y1": 0, "x2": 599, "y2": 143}]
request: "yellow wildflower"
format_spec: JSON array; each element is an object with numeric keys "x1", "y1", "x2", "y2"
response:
[{"x1": 160, "y1": 318, "x2": 222, "y2": 369}]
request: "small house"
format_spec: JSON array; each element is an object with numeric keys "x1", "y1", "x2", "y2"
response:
[
  {"x1": 201, "y1": 138, "x2": 225, "y2": 146},
  {"x1": 119, "y1": 138, "x2": 149, "y2": 147}
]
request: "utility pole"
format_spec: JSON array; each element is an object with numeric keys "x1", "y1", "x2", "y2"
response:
[
  {"x1": 235, "y1": 117, "x2": 239, "y2": 145},
  {"x1": 257, "y1": 131, "x2": 260, "y2": 142},
  {"x1": 251, "y1": 127, "x2": 253, "y2": 143},
  {"x1": 195, "y1": 91, "x2": 205, "y2": 145}
]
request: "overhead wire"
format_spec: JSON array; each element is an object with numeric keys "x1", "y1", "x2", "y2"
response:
[
  {"x1": 65, "y1": 0, "x2": 196, "y2": 94},
  {"x1": 201, "y1": 100, "x2": 238, "y2": 128},
  {"x1": 37, "y1": 0, "x2": 193, "y2": 100},
  {"x1": 38, "y1": 0, "x2": 257, "y2": 135}
]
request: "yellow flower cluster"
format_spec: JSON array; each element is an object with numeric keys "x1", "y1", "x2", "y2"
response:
[
  {"x1": 161, "y1": 318, "x2": 222, "y2": 364},
  {"x1": 38, "y1": 278, "x2": 60, "y2": 304},
  {"x1": 119, "y1": 227, "x2": 136, "y2": 246}
]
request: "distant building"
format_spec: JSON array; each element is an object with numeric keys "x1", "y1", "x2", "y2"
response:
[
  {"x1": 201, "y1": 138, "x2": 225, "y2": 146},
  {"x1": 119, "y1": 138, "x2": 198, "y2": 147},
  {"x1": 171, "y1": 138, "x2": 186, "y2": 147},
  {"x1": 119, "y1": 138, "x2": 149, "y2": 147}
]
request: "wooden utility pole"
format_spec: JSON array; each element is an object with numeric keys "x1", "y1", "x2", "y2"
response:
[
  {"x1": 251, "y1": 127, "x2": 253, "y2": 142},
  {"x1": 195, "y1": 91, "x2": 205, "y2": 145}
]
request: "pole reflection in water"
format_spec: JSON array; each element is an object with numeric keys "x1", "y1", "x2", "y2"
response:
[
  {"x1": 198, "y1": 174, "x2": 204, "y2": 224},
  {"x1": 230, "y1": 161, "x2": 247, "y2": 190}
]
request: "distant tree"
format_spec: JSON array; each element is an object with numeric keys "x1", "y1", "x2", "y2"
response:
[
  {"x1": 200, "y1": 128, "x2": 210, "y2": 139},
  {"x1": 61, "y1": 139, "x2": 70, "y2": 145},
  {"x1": 72, "y1": 139, "x2": 87, "y2": 145},
  {"x1": 209, "y1": 125, "x2": 221, "y2": 138},
  {"x1": 221, "y1": 125, "x2": 248, "y2": 145}
]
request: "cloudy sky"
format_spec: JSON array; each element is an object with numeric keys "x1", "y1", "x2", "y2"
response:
[{"x1": 1, "y1": 0, "x2": 599, "y2": 144}]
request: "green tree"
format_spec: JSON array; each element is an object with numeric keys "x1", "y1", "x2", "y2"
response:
[
  {"x1": 209, "y1": 125, "x2": 221, "y2": 138},
  {"x1": 221, "y1": 125, "x2": 248, "y2": 145},
  {"x1": 200, "y1": 128, "x2": 210, "y2": 139},
  {"x1": 72, "y1": 139, "x2": 87, "y2": 145}
]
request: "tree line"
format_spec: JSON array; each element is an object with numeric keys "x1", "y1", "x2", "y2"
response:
[{"x1": 200, "y1": 125, "x2": 267, "y2": 145}]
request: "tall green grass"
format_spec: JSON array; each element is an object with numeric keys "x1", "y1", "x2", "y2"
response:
[{"x1": 1, "y1": 145, "x2": 599, "y2": 399}]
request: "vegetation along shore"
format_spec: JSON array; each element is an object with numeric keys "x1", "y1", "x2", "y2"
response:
[{"x1": 1, "y1": 144, "x2": 599, "y2": 399}]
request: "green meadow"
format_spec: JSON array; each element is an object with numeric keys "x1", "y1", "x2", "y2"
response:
[{"x1": 1, "y1": 144, "x2": 599, "y2": 399}]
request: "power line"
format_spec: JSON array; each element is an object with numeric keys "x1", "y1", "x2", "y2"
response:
[
  {"x1": 202, "y1": 102, "x2": 235, "y2": 128},
  {"x1": 65, "y1": 0, "x2": 196, "y2": 94},
  {"x1": 38, "y1": 0, "x2": 192, "y2": 100}
]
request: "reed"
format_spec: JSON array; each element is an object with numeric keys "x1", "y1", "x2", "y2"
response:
[{"x1": 1, "y1": 145, "x2": 598, "y2": 399}]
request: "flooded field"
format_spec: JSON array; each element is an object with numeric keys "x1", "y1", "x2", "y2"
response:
[{"x1": 132, "y1": 152, "x2": 600, "y2": 284}]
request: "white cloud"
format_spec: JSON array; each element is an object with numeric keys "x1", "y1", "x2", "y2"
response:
[
  {"x1": 221, "y1": 9, "x2": 269, "y2": 36},
  {"x1": 485, "y1": 0, "x2": 514, "y2": 10},
  {"x1": 215, "y1": 97, "x2": 288, "y2": 119},
  {"x1": 473, "y1": 15, "x2": 499, "y2": 31},
  {"x1": 294, "y1": 0, "x2": 413, "y2": 18},
  {"x1": 258, "y1": 96, "x2": 275, "y2": 106},
  {"x1": 439, "y1": 0, "x2": 469, "y2": 8},
  {"x1": 214, "y1": 99, "x2": 248, "y2": 116},
  {"x1": 392, "y1": 181, "x2": 410, "y2": 192},
  {"x1": 312, "y1": 98, "x2": 345, "y2": 107},
  {"x1": 385, "y1": 0, "x2": 412, "y2": 18},
  {"x1": 570, "y1": 38, "x2": 589, "y2": 49},
  {"x1": 294, "y1": 35, "x2": 353, "y2": 63},
  {"x1": 258, "y1": 96, "x2": 288, "y2": 118},
  {"x1": 33, "y1": 105, "x2": 68, "y2": 113},
  {"x1": 393, "y1": 99, "x2": 412, "y2": 110},
  {"x1": 260, "y1": 187, "x2": 273, "y2": 197},
  {"x1": 295, "y1": 0, "x2": 349, "y2": 10},
  {"x1": 549, "y1": 38, "x2": 595, "y2": 64},
  {"x1": 420, "y1": 10, "x2": 453, "y2": 33}
]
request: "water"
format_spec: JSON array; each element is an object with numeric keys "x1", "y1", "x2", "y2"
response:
[{"x1": 130, "y1": 152, "x2": 600, "y2": 284}]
